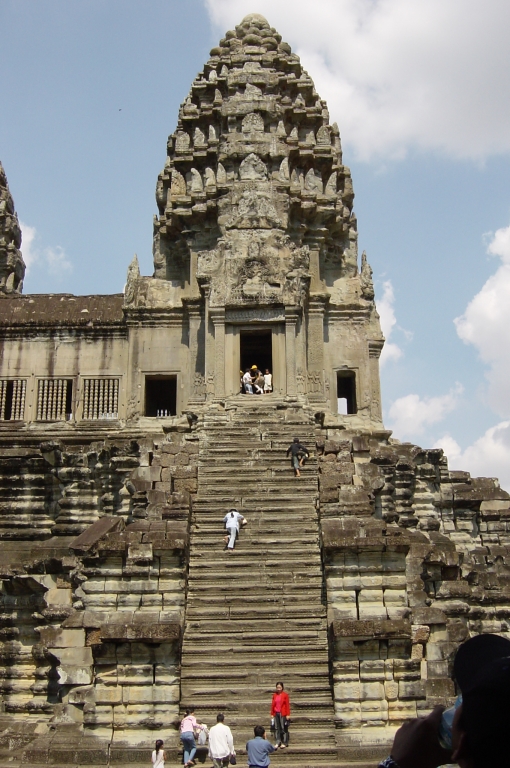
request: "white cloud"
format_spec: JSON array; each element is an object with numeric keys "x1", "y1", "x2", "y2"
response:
[
  {"x1": 434, "y1": 421, "x2": 510, "y2": 492},
  {"x1": 19, "y1": 222, "x2": 72, "y2": 279},
  {"x1": 377, "y1": 279, "x2": 402, "y2": 366},
  {"x1": 387, "y1": 383, "x2": 463, "y2": 439},
  {"x1": 205, "y1": 0, "x2": 510, "y2": 160},
  {"x1": 455, "y1": 225, "x2": 510, "y2": 417},
  {"x1": 45, "y1": 246, "x2": 72, "y2": 276},
  {"x1": 19, "y1": 222, "x2": 37, "y2": 272}
]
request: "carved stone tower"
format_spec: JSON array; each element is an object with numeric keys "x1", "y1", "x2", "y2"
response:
[{"x1": 125, "y1": 13, "x2": 384, "y2": 427}]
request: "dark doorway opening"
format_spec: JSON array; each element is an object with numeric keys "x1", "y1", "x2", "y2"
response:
[
  {"x1": 337, "y1": 371, "x2": 357, "y2": 414},
  {"x1": 240, "y1": 330, "x2": 272, "y2": 380},
  {"x1": 145, "y1": 376, "x2": 177, "y2": 417}
]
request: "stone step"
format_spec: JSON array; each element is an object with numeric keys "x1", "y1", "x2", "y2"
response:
[
  {"x1": 180, "y1": 663, "x2": 330, "y2": 679},
  {"x1": 184, "y1": 605, "x2": 326, "y2": 621},
  {"x1": 185, "y1": 585, "x2": 324, "y2": 600},
  {"x1": 187, "y1": 565, "x2": 323, "y2": 580},
  {"x1": 192, "y1": 502, "x2": 318, "y2": 512},
  {"x1": 181, "y1": 630, "x2": 328, "y2": 647},
  {"x1": 181, "y1": 651, "x2": 330, "y2": 668},
  {"x1": 189, "y1": 535, "x2": 320, "y2": 549},
  {"x1": 177, "y1": 698, "x2": 335, "y2": 715},
  {"x1": 185, "y1": 596, "x2": 324, "y2": 610}
]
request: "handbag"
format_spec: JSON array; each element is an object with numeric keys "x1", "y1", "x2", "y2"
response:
[
  {"x1": 229, "y1": 755, "x2": 237, "y2": 765},
  {"x1": 197, "y1": 728, "x2": 207, "y2": 746}
]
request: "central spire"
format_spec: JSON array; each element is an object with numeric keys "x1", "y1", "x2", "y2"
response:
[{"x1": 153, "y1": 15, "x2": 358, "y2": 292}]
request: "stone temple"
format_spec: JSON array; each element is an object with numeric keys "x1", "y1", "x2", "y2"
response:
[{"x1": 0, "y1": 13, "x2": 508, "y2": 768}]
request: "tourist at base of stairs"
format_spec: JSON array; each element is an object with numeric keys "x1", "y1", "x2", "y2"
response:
[
  {"x1": 286, "y1": 436, "x2": 309, "y2": 477},
  {"x1": 246, "y1": 725, "x2": 276, "y2": 768},
  {"x1": 151, "y1": 739, "x2": 166, "y2": 767},
  {"x1": 180, "y1": 707, "x2": 206, "y2": 767},
  {"x1": 270, "y1": 681, "x2": 290, "y2": 748},
  {"x1": 208, "y1": 712, "x2": 235, "y2": 768},
  {"x1": 223, "y1": 508, "x2": 247, "y2": 551}
]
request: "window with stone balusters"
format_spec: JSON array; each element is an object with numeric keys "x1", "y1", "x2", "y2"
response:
[
  {"x1": 81, "y1": 378, "x2": 119, "y2": 420},
  {"x1": 0, "y1": 379, "x2": 26, "y2": 420},
  {"x1": 36, "y1": 378, "x2": 73, "y2": 421}
]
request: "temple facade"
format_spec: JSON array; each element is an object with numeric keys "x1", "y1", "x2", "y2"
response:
[
  {"x1": 0, "y1": 12, "x2": 384, "y2": 428},
  {"x1": 0, "y1": 14, "x2": 508, "y2": 768}
]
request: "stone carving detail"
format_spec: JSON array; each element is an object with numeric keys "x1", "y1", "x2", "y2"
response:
[
  {"x1": 170, "y1": 170, "x2": 186, "y2": 197},
  {"x1": 316, "y1": 125, "x2": 331, "y2": 145},
  {"x1": 197, "y1": 233, "x2": 309, "y2": 308},
  {"x1": 193, "y1": 373, "x2": 206, "y2": 395},
  {"x1": 279, "y1": 158, "x2": 290, "y2": 183},
  {"x1": 242, "y1": 112, "x2": 265, "y2": 133},
  {"x1": 190, "y1": 169, "x2": 203, "y2": 193},
  {"x1": 175, "y1": 132, "x2": 190, "y2": 152},
  {"x1": 305, "y1": 168, "x2": 322, "y2": 193},
  {"x1": 193, "y1": 126, "x2": 206, "y2": 146},
  {"x1": 124, "y1": 254, "x2": 140, "y2": 305},
  {"x1": 239, "y1": 153, "x2": 267, "y2": 181},
  {"x1": 0, "y1": 163, "x2": 25, "y2": 294},
  {"x1": 216, "y1": 163, "x2": 227, "y2": 185},
  {"x1": 226, "y1": 307, "x2": 285, "y2": 323},
  {"x1": 361, "y1": 250, "x2": 375, "y2": 300}
]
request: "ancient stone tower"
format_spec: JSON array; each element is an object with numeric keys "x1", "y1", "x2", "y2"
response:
[{"x1": 0, "y1": 13, "x2": 508, "y2": 768}]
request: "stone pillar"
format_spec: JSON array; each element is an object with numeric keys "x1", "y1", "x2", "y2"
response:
[
  {"x1": 307, "y1": 295, "x2": 328, "y2": 402},
  {"x1": 185, "y1": 299, "x2": 205, "y2": 404},
  {"x1": 369, "y1": 340, "x2": 384, "y2": 424},
  {"x1": 202, "y1": 285, "x2": 215, "y2": 399},
  {"x1": 210, "y1": 308, "x2": 225, "y2": 399},
  {"x1": 285, "y1": 307, "x2": 299, "y2": 396}
]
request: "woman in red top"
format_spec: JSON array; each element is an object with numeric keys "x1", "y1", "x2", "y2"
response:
[{"x1": 270, "y1": 681, "x2": 290, "y2": 748}]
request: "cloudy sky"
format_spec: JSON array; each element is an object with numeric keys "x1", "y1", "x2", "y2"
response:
[{"x1": 2, "y1": 0, "x2": 510, "y2": 487}]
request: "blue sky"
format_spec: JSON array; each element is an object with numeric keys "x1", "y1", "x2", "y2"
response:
[{"x1": 2, "y1": 0, "x2": 510, "y2": 486}]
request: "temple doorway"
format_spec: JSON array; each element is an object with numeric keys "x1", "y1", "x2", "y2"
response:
[{"x1": 240, "y1": 329, "x2": 272, "y2": 378}]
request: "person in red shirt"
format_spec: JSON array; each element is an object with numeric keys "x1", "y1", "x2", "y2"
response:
[{"x1": 270, "y1": 682, "x2": 290, "y2": 749}]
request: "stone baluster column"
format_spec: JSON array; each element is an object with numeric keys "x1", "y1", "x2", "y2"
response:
[
  {"x1": 307, "y1": 295, "x2": 328, "y2": 402},
  {"x1": 210, "y1": 308, "x2": 225, "y2": 399},
  {"x1": 285, "y1": 307, "x2": 299, "y2": 396}
]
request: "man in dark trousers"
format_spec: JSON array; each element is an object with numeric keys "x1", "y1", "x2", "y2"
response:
[{"x1": 286, "y1": 437, "x2": 309, "y2": 478}]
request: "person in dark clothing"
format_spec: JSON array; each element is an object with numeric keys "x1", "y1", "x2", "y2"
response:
[{"x1": 286, "y1": 437, "x2": 309, "y2": 478}]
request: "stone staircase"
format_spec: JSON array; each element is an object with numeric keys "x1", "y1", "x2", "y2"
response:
[{"x1": 180, "y1": 398, "x2": 339, "y2": 765}]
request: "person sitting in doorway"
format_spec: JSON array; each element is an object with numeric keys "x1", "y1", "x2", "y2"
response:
[
  {"x1": 242, "y1": 368, "x2": 253, "y2": 394},
  {"x1": 264, "y1": 368, "x2": 272, "y2": 393},
  {"x1": 254, "y1": 371, "x2": 265, "y2": 394}
]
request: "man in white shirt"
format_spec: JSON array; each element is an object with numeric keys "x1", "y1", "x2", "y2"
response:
[
  {"x1": 208, "y1": 712, "x2": 235, "y2": 768},
  {"x1": 242, "y1": 368, "x2": 253, "y2": 394},
  {"x1": 223, "y1": 508, "x2": 247, "y2": 551}
]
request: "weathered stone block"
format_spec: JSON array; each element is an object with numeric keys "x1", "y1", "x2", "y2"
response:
[
  {"x1": 173, "y1": 478, "x2": 197, "y2": 493},
  {"x1": 398, "y1": 680, "x2": 426, "y2": 699},
  {"x1": 38, "y1": 627, "x2": 86, "y2": 648}
]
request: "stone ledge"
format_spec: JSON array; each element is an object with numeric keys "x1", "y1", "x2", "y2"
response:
[
  {"x1": 99, "y1": 621, "x2": 181, "y2": 643},
  {"x1": 331, "y1": 619, "x2": 411, "y2": 640}
]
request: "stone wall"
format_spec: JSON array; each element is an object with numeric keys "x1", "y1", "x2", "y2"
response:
[
  {"x1": 0, "y1": 429, "x2": 199, "y2": 762},
  {"x1": 318, "y1": 433, "x2": 510, "y2": 748}
]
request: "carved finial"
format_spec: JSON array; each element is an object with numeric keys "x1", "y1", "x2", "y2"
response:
[
  {"x1": 127, "y1": 254, "x2": 140, "y2": 282},
  {"x1": 0, "y1": 162, "x2": 25, "y2": 295},
  {"x1": 360, "y1": 251, "x2": 374, "y2": 300},
  {"x1": 124, "y1": 254, "x2": 140, "y2": 305}
]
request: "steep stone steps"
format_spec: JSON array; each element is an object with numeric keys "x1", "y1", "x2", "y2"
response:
[{"x1": 178, "y1": 404, "x2": 336, "y2": 765}]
